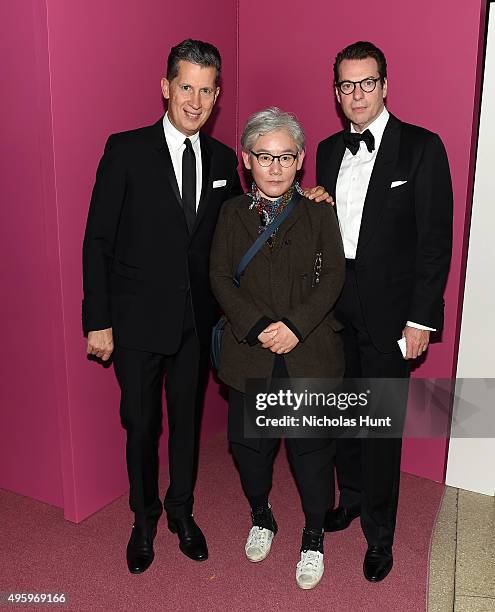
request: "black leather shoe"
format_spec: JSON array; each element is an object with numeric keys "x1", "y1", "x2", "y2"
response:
[
  {"x1": 126, "y1": 522, "x2": 158, "y2": 574},
  {"x1": 324, "y1": 506, "x2": 360, "y2": 532},
  {"x1": 167, "y1": 516, "x2": 208, "y2": 561},
  {"x1": 363, "y1": 545, "x2": 393, "y2": 582}
]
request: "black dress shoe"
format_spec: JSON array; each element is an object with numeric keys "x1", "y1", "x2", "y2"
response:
[
  {"x1": 324, "y1": 506, "x2": 360, "y2": 532},
  {"x1": 126, "y1": 522, "x2": 158, "y2": 574},
  {"x1": 167, "y1": 516, "x2": 208, "y2": 561},
  {"x1": 363, "y1": 545, "x2": 393, "y2": 582}
]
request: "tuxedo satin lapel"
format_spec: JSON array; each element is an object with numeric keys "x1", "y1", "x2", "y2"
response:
[
  {"x1": 356, "y1": 116, "x2": 401, "y2": 257},
  {"x1": 327, "y1": 135, "x2": 346, "y2": 219},
  {"x1": 192, "y1": 133, "x2": 212, "y2": 234},
  {"x1": 151, "y1": 119, "x2": 183, "y2": 212}
]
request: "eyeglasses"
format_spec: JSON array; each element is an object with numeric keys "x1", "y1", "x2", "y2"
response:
[
  {"x1": 250, "y1": 151, "x2": 298, "y2": 168},
  {"x1": 336, "y1": 76, "x2": 382, "y2": 95}
]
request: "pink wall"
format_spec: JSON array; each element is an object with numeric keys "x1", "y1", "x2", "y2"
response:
[
  {"x1": 0, "y1": 0, "x2": 64, "y2": 507},
  {"x1": 0, "y1": 0, "x2": 237, "y2": 522},
  {"x1": 49, "y1": 0, "x2": 238, "y2": 521},
  {"x1": 0, "y1": 0, "x2": 487, "y2": 522},
  {"x1": 238, "y1": 0, "x2": 486, "y2": 481}
]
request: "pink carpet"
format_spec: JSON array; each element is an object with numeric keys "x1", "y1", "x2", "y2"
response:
[{"x1": 0, "y1": 433, "x2": 444, "y2": 611}]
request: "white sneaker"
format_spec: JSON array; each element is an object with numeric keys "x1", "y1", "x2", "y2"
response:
[
  {"x1": 245, "y1": 525, "x2": 274, "y2": 562},
  {"x1": 296, "y1": 549, "x2": 324, "y2": 589}
]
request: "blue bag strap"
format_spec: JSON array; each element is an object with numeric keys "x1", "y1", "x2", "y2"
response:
[{"x1": 234, "y1": 191, "x2": 302, "y2": 287}]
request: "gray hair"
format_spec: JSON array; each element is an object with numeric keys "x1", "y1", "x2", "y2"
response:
[
  {"x1": 167, "y1": 39, "x2": 221, "y2": 84},
  {"x1": 241, "y1": 107, "x2": 305, "y2": 153}
]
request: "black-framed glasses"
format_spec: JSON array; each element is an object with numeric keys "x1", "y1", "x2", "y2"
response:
[
  {"x1": 336, "y1": 76, "x2": 382, "y2": 95},
  {"x1": 250, "y1": 151, "x2": 298, "y2": 168}
]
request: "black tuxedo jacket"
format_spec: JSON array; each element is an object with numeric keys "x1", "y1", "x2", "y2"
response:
[
  {"x1": 316, "y1": 113, "x2": 453, "y2": 352},
  {"x1": 82, "y1": 118, "x2": 242, "y2": 353}
]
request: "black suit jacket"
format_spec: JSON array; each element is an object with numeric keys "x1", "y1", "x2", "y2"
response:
[
  {"x1": 82, "y1": 117, "x2": 242, "y2": 353},
  {"x1": 316, "y1": 113, "x2": 453, "y2": 352}
]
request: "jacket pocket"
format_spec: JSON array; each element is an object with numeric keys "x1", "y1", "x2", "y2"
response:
[{"x1": 112, "y1": 260, "x2": 144, "y2": 280}]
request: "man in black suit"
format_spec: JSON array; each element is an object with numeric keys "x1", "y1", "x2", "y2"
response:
[
  {"x1": 83, "y1": 39, "x2": 329, "y2": 574},
  {"x1": 316, "y1": 41, "x2": 452, "y2": 582},
  {"x1": 83, "y1": 39, "x2": 239, "y2": 572}
]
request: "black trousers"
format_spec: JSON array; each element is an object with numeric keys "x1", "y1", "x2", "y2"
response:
[
  {"x1": 229, "y1": 388, "x2": 335, "y2": 530},
  {"x1": 335, "y1": 265, "x2": 410, "y2": 547},
  {"x1": 113, "y1": 297, "x2": 209, "y2": 526}
]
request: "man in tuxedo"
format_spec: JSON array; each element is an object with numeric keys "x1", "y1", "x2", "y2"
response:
[
  {"x1": 83, "y1": 39, "x2": 329, "y2": 574},
  {"x1": 316, "y1": 41, "x2": 452, "y2": 582}
]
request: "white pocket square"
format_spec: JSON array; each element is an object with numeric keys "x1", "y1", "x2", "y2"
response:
[
  {"x1": 391, "y1": 180, "x2": 407, "y2": 188},
  {"x1": 213, "y1": 179, "x2": 227, "y2": 188}
]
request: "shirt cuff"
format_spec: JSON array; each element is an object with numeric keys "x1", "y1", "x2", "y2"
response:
[
  {"x1": 281, "y1": 318, "x2": 303, "y2": 342},
  {"x1": 406, "y1": 321, "x2": 436, "y2": 331},
  {"x1": 245, "y1": 316, "x2": 274, "y2": 346}
]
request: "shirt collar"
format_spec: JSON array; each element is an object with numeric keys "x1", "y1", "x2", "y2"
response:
[
  {"x1": 350, "y1": 106, "x2": 389, "y2": 150},
  {"x1": 163, "y1": 112, "x2": 200, "y2": 152}
]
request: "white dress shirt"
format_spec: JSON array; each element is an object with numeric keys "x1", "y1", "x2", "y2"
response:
[
  {"x1": 163, "y1": 112, "x2": 202, "y2": 210},
  {"x1": 336, "y1": 107, "x2": 434, "y2": 332},
  {"x1": 336, "y1": 106, "x2": 389, "y2": 259}
]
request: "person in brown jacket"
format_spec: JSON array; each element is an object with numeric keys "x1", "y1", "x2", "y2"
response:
[{"x1": 210, "y1": 107, "x2": 345, "y2": 589}]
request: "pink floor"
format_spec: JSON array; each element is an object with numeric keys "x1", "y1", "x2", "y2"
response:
[{"x1": 0, "y1": 433, "x2": 444, "y2": 611}]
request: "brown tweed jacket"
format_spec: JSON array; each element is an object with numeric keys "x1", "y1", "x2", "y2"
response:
[{"x1": 210, "y1": 194, "x2": 345, "y2": 392}]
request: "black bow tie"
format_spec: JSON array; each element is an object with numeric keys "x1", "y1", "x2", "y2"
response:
[{"x1": 343, "y1": 129, "x2": 375, "y2": 155}]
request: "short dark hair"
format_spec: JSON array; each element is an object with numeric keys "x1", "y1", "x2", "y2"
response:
[
  {"x1": 333, "y1": 41, "x2": 387, "y2": 84},
  {"x1": 166, "y1": 39, "x2": 221, "y2": 84}
]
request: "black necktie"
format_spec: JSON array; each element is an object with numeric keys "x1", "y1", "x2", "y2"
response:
[
  {"x1": 182, "y1": 138, "x2": 196, "y2": 233},
  {"x1": 343, "y1": 129, "x2": 375, "y2": 155}
]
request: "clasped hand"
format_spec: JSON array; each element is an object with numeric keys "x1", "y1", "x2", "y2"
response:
[{"x1": 258, "y1": 322, "x2": 299, "y2": 354}]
